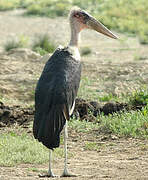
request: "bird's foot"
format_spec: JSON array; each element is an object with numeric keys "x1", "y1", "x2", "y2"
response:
[
  {"x1": 61, "y1": 168, "x2": 77, "y2": 177},
  {"x1": 39, "y1": 170, "x2": 57, "y2": 178}
]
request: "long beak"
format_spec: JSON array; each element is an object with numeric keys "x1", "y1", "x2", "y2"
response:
[{"x1": 87, "y1": 16, "x2": 118, "y2": 39}]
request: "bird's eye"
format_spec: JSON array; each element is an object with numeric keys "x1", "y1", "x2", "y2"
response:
[{"x1": 74, "y1": 13, "x2": 81, "y2": 18}]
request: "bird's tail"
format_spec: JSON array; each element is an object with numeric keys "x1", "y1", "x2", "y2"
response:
[{"x1": 33, "y1": 105, "x2": 66, "y2": 150}]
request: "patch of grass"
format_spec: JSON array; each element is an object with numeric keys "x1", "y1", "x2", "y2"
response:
[
  {"x1": 0, "y1": 0, "x2": 20, "y2": 11},
  {"x1": 138, "y1": 30, "x2": 148, "y2": 45},
  {"x1": 0, "y1": 132, "x2": 63, "y2": 166},
  {"x1": 26, "y1": 1, "x2": 71, "y2": 18},
  {"x1": 78, "y1": 76, "x2": 99, "y2": 100},
  {"x1": 69, "y1": 118, "x2": 98, "y2": 133},
  {"x1": 99, "y1": 88, "x2": 148, "y2": 105},
  {"x1": 69, "y1": 101, "x2": 148, "y2": 138},
  {"x1": 78, "y1": 76, "x2": 123, "y2": 102},
  {"x1": 84, "y1": 142, "x2": 100, "y2": 151},
  {"x1": 79, "y1": 73, "x2": 148, "y2": 106},
  {"x1": 0, "y1": 0, "x2": 33, "y2": 10},
  {"x1": 19, "y1": 0, "x2": 33, "y2": 9},
  {"x1": 80, "y1": 47, "x2": 92, "y2": 56},
  {"x1": 27, "y1": 167, "x2": 47, "y2": 174},
  {"x1": 134, "y1": 55, "x2": 143, "y2": 61},
  {"x1": 134, "y1": 55, "x2": 148, "y2": 61},
  {"x1": 99, "y1": 93, "x2": 115, "y2": 102},
  {"x1": 96, "y1": 89, "x2": 148, "y2": 138},
  {"x1": 33, "y1": 47, "x2": 48, "y2": 56},
  {"x1": 27, "y1": 167, "x2": 42, "y2": 173},
  {"x1": 4, "y1": 35, "x2": 29, "y2": 51},
  {"x1": 100, "y1": 110, "x2": 148, "y2": 138},
  {"x1": 128, "y1": 89, "x2": 148, "y2": 106},
  {"x1": 5, "y1": 40, "x2": 20, "y2": 51},
  {"x1": 32, "y1": 34, "x2": 56, "y2": 55}
]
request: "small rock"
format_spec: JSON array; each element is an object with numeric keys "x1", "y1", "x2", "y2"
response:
[{"x1": 111, "y1": 135, "x2": 118, "y2": 140}]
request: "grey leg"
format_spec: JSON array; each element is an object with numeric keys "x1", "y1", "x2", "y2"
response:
[
  {"x1": 39, "y1": 149, "x2": 57, "y2": 178},
  {"x1": 61, "y1": 121, "x2": 76, "y2": 177},
  {"x1": 47, "y1": 149, "x2": 56, "y2": 177}
]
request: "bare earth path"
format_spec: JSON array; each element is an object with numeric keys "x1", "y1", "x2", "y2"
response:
[{"x1": 0, "y1": 10, "x2": 148, "y2": 180}]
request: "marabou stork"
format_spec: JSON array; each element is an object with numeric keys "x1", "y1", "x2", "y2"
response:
[{"x1": 33, "y1": 7, "x2": 118, "y2": 177}]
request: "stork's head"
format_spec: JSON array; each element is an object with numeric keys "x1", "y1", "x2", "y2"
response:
[{"x1": 69, "y1": 7, "x2": 118, "y2": 39}]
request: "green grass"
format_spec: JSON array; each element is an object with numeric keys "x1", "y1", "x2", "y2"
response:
[
  {"x1": 25, "y1": 0, "x2": 148, "y2": 45},
  {"x1": 80, "y1": 47, "x2": 92, "y2": 56},
  {"x1": 84, "y1": 142, "x2": 100, "y2": 151},
  {"x1": 128, "y1": 89, "x2": 148, "y2": 106},
  {"x1": 69, "y1": 106, "x2": 148, "y2": 139},
  {"x1": 4, "y1": 33, "x2": 55, "y2": 54},
  {"x1": 100, "y1": 109, "x2": 148, "y2": 138},
  {"x1": 0, "y1": 0, "x2": 20, "y2": 11},
  {"x1": 69, "y1": 118, "x2": 99, "y2": 133},
  {"x1": 0, "y1": 101, "x2": 148, "y2": 167},
  {"x1": 75, "y1": 85, "x2": 148, "y2": 138},
  {"x1": 26, "y1": 1, "x2": 70, "y2": 18},
  {"x1": 134, "y1": 55, "x2": 148, "y2": 61},
  {"x1": 4, "y1": 35, "x2": 29, "y2": 51},
  {"x1": 27, "y1": 167, "x2": 47, "y2": 173},
  {"x1": 79, "y1": 75, "x2": 148, "y2": 105},
  {"x1": 32, "y1": 34, "x2": 56, "y2": 55},
  {"x1": 0, "y1": 132, "x2": 63, "y2": 166},
  {"x1": 98, "y1": 93, "x2": 116, "y2": 102},
  {"x1": 0, "y1": 0, "x2": 33, "y2": 10},
  {"x1": 78, "y1": 76, "x2": 100, "y2": 100},
  {"x1": 78, "y1": 76, "x2": 124, "y2": 102},
  {"x1": 0, "y1": 0, "x2": 148, "y2": 44}
]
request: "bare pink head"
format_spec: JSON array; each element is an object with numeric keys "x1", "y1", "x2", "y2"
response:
[{"x1": 69, "y1": 7, "x2": 118, "y2": 39}]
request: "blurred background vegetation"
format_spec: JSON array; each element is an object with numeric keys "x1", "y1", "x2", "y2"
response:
[{"x1": 0, "y1": 0, "x2": 148, "y2": 44}]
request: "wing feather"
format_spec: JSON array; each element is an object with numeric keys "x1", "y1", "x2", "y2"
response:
[{"x1": 33, "y1": 47, "x2": 81, "y2": 149}]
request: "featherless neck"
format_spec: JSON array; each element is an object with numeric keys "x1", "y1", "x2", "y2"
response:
[{"x1": 69, "y1": 22, "x2": 80, "y2": 47}]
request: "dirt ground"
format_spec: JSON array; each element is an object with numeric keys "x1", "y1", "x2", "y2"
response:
[
  {"x1": 0, "y1": 10, "x2": 148, "y2": 180},
  {"x1": 0, "y1": 137, "x2": 148, "y2": 180}
]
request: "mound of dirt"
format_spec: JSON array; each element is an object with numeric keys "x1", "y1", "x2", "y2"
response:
[
  {"x1": 0, "y1": 101, "x2": 34, "y2": 127},
  {"x1": 0, "y1": 98, "x2": 144, "y2": 127},
  {"x1": 73, "y1": 99, "x2": 129, "y2": 121}
]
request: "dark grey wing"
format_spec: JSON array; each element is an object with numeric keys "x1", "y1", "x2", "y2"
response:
[{"x1": 33, "y1": 47, "x2": 81, "y2": 149}]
